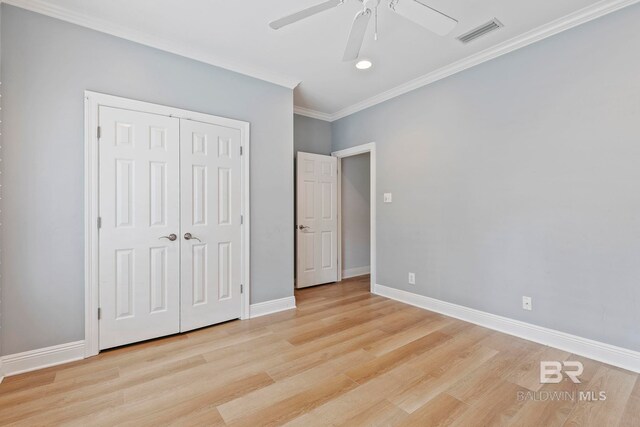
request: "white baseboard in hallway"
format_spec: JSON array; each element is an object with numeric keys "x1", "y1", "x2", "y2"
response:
[
  {"x1": 250, "y1": 296, "x2": 297, "y2": 318},
  {"x1": 0, "y1": 340, "x2": 86, "y2": 380},
  {"x1": 342, "y1": 266, "x2": 370, "y2": 279},
  {"x1": 373, "y1": 284, "x2": 640, "y2": 374}
]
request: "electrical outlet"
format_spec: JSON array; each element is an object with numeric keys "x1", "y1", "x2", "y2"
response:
[
  {"x1": 408, "y1": 272, "x2": 416, "y2": 285},
  {"x1": 384, "y1": 193, "x2": 393, "y2": 203},
  {"x1": 522, "y1": 296, "x2": 532, "y2": 311}
]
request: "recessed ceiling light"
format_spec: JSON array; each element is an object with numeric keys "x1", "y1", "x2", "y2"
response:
[{"x1": 355, "y1": 59, "x2": 373, "y2": 70}]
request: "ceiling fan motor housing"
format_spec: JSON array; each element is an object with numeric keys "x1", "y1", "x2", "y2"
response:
[{"x1": 363, "y1": 0, "x2": 381, "y2": 11}]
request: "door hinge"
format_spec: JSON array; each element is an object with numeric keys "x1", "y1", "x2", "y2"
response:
[
  {"x1": 240, "y1": 146, "x2": 243, "y2": 156},
  {"x1": 98, "y1": 307, "x2": 102, "y2": 320},
  {"x1": 240, "y1": 215, "x2": 244, "y2": 225},
  {"x1": 97, "y1": 126, "x2": 102, "y2": 140},
  {"x1": 241, "y1": 284, "x2": 244, "y2": 294},
  {"x1": 97, "y1": 217, "x2": 102, "y2": 229}
]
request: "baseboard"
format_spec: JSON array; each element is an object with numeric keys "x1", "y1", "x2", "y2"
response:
[
  {"x1": 0, "y1": 298, "x2": 296, "y2": 379},
  {"x1": 0, "y1": 340, "x2": 86, "y2": 379},
  {"x1": 250, "y1": 296, "x2": 296, "y2": 318},
  {"x1": 342, "y1": 266, "x2": 371, "y2": 279},
  {"x1": 373, "y1": 284, "x2": 640, "y2": 373}
]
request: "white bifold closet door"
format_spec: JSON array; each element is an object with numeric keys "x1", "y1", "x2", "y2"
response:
[
  {"x1": 180, "y1": 120, "x2": 242, "y2": 332},
  {"x1": 99, "y1": 107, "x2": 181, "y2": 350},
  {"x1": 99, "y1": 107, "x2": 242, "y2": 350},
  {"x1": 296, "y1": 152, "x2": 338, "y2": 288}
]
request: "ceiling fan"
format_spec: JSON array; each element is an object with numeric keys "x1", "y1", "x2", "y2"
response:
[{"x1": 269, "y1": 0, "x2": 458, "y2": 62}]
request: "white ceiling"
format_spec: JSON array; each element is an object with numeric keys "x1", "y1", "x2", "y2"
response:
[{"x1": 10, "y1": 0, "x2": 635, "y2": 118}]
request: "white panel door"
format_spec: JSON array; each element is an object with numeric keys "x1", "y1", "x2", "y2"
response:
[
  {"x1": 99, "y1": 106, "x2": 181, "y2": 350},
  {"x1": 180, "y1": 120, "x2": 242, "y2": 332},
  {"x1": 296, "y1": 152, "x2": 338, "y2": 288}
]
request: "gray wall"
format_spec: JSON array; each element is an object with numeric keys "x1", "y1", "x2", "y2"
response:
[
  {"x1": 0, "y1": 5, "x2": 294, "y2": 355},
  {"x1": 332, "y1": 4, "x2": 640, "y2": 351},
  {"x1": 294, "y1": 114, "x2": 332, "y2": 156},
  {"x1": 0, "y1": 4, "x2": 3, "y2": 359},
  {"x1": 341, "y1": 153, "x2": 370, "y2": 274}
]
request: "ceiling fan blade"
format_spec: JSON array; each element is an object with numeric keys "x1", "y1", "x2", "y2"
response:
[
  {"x1": 391, "y1": 0, "x2": 457, "y2": 36},
  {"x1": 269, "y1": 0, "x2": 343, "y2": 30},
  {"x1": 343, "y1": 9, "x2": 372, "y2": 61}
]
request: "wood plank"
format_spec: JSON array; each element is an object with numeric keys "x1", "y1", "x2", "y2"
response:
[
  {"x1": 283, "y1": 363, "x2": 419, "y2": 426},
  {"x1": 267, "y1": 330, "x2": 385, "y2": 381},
  {"x1": 618, "y1": 377, "x2": 640, "y2": 426},
  {"x1": 67, "y1": 372, "x2": 274, "y2": 426},
  {"x1": 563, "y1": 366, "x2": 636, "y2": 427},
  {"x1": 338, "y1": 399, "x2": 408, "y2": 426},
  {"x1": 448, "y1": 380, "x2": 528, "y2": 426},
  {"x1": 345, "y1": 331, "x2": 453, "y2": 384},
  {"x1": 500, "y1": 345, "x2": 571, "y2": 392},
  {"x1": 389, "y1": 344, "x2": 499, "y2": 413},
  {"x1": 217, "y1": 349, "x2": 371, "y2": 423},
  {"x1": 364, "y1": 316, "x2": 453, "y2": 357},
  {"x1": 397, "y1": 393, "x2": 468, "y2": 427},
  {"x1": 226, "y1": 374, "x2": 357, "y2": 426}
]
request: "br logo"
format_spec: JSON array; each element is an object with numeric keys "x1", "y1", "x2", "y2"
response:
[{"x1": 540, "y1": 361, "x2": 584, "y2": 384}]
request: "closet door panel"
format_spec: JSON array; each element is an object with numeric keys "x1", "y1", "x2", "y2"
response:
[
  {"x1": 99, "y1": 107, "x2": 181, "y2": 350},
  {"x1": 180, "y1": 120, "x2": 242, "y2": 332}
]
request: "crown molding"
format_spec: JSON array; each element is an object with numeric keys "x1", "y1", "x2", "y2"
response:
[
  {"x1": 3, "y1": 0, "x2": 637, "y2": 118},
  {"x1": 294, "y1": 106, "x2": 333, "y2": 122},
  {"x1": 0, "y1": 0, "x2": 301, "y2": 89},
  {"x1": 329, "y1": 0, "x2": 640, "y2": 121}
]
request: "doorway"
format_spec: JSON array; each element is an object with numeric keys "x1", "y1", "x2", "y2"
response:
[
  {"x1": 339, "y1": 152, "x2": 371, "y2": 281},
  {"x1": 293, "y1": 143, "x2": 376, "y2": 292},
  {"x1": 333, "y1": 143, "x2": 376, "y2": 293},
  {"x1": 84, "y1": 92, "x2": 250, "y2": 356}
]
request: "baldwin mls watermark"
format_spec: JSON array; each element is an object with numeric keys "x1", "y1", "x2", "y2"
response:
[{"x1": 516, "y1": 361, "x2": 607, "y2": 402}]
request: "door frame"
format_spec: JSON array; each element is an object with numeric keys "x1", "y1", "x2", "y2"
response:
[
  {"x1": 84, "y1": 91, "x2": 251, "y2": 357},
  {"x1": 331, "y1": 142, "x2": 376, "y2": 293}
]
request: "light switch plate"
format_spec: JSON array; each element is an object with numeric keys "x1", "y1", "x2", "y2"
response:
[{"x1": 384, "y1": 193, "x2": 393, "y2": 203}]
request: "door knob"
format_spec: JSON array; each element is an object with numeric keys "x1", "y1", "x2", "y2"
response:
[
  {"x1": 160, "y1": 234, "x2": 177, "y2": 241},
  {"x1": 298, "y1": 225, "x2": 310, "y2": 230},
  {"x1": 184, "y1": 233, "x2": 202, "y2": 242}
]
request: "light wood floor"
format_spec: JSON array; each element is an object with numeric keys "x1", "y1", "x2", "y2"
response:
[{"x1": 1, "y1": 276, "x2": 638, "y2": 426}]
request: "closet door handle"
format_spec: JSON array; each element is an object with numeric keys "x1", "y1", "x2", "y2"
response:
[
  {"x1": 184, "y1": 233, "x2": 202, "y2": 242},
  {"x1": 159, "y1": 234, "x2": 177, "y2": 241}
]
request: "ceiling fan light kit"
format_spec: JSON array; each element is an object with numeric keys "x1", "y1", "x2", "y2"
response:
[
  {"x1": 269, "y1": 0, "x2": 458, "y2": 63},
  {"x1": 356, "y1": 59, "x2": 373, "y2": 69}
]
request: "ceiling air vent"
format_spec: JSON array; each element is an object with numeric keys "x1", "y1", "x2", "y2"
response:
[{"x1": 457, "y1": 19, "x2": 503, "y2": 44}]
